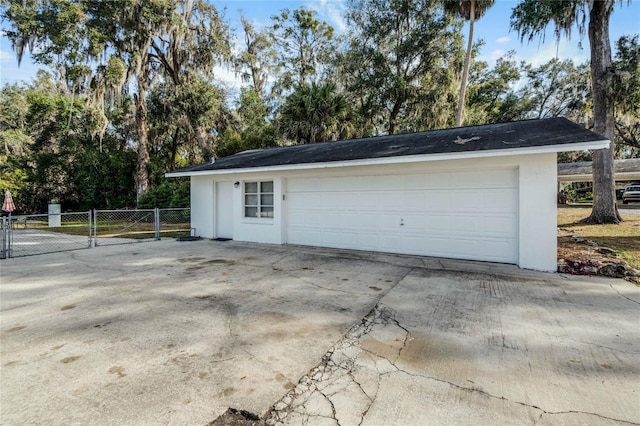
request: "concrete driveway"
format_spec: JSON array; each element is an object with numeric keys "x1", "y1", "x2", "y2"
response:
[{"x1": 1, "y1": 240, "x2": 638, "y2": 425}]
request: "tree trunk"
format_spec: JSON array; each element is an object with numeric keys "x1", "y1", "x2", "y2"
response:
[
  {"x1": 456, "y1": 0, "x2": 475, "y2": 127},
  {"x1": 135, "y1": 79, "x2": 151, "y2": 200},
  {"x1": 587, "y1": 0, "x2": 621, "y2": 224},
  {"x1": 388, "y1": 96, "x2": 404, "y2": 135}
]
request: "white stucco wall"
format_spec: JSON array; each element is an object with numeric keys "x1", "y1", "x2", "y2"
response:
[
  {"x1": 517, "y1": 153, "x2": 558, "y2": 271},
  {"x1": 188, "y1": 152, "x2": 558, "y2": 271},
  {"x1": 228, "y1": 176, "x2": 284, "y2": 244},
  {"x1": 190, "y1": 175, "x2": 214, "y2": 238}
]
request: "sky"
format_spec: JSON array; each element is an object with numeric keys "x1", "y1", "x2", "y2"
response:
[{"x1": 1, "y1": 0, "x2": 639, "y2": 88}]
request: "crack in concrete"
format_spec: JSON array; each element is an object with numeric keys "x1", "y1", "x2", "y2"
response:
[
  {"x1": 609, "y1": 283, "x2": 640, "y2": 306},
  {"x1": 540, "y1": 411, "x2": 640, "y2": 425},
  {"x1": 285, "y1": 273, "x2": 363, "y2": 295},
  {"x1": 265, "y1": 299, "x2": 637, "y2": 426},
  {"x1": 265, "y1": 304, "x2": 402, "y2": 425},
  {"x1": 391, "y1": 367, "x2": 639, "y2": 424},
  {"x1": 523, "y1": 325, "x2": 640, "y2": 355}
]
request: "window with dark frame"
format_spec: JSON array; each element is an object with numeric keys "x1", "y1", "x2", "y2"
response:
[{"x1": 244, "y1": 181, "x2": 274, "y2": 218}]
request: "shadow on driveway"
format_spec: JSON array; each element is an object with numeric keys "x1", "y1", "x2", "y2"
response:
[{"x1": 1, "y1": 240, "x2": 638, "y2": 425}]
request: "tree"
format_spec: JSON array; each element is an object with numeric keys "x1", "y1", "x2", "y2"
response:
[
  {"x1": 147, "y1": 75, "x2": 228, "y2": 169},
  {"x1": 0, "y1": 72, "x2": 137, "y2": 212},
  {"x1": 3, "y1": 0, "x2": 231, "y2": 199},
  {"x1": 465, "y1": 52, "x2": 530, "y2": 125},
  {"x1": 216, "y1": 87, "x2": 278, "y2": 157},
  {"x1": 86, "y1": 0, "x2": 229, "y2": 198},
  {"x1": 511, "y1": 0, "x2": 623, "y2": 223},
  {"x1": 234, "y1": 17, "x2": 275, "y2": 96},
  {"x1": 613, "y1": 35, "x2": 640, "y2": 156},
  {"x1": 278, "y1": 82, "x2": 351, "y2": 144},
  {"x1": 339, "y1": 0, "x2": 463, "y2": 135},
  {"x1": 520, "y1": 58, "x2": 591, "y2": 121},
  {"x1": 443, "y1": 0, "x2": 495, "y2": 126},
  {"x1": 271, "y1": 8, "x2": 335, "y2": 93}
]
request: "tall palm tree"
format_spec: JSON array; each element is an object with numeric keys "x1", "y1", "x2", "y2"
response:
[{"x1": 444, "y1": 0, "x2": 495, "y2": 127}]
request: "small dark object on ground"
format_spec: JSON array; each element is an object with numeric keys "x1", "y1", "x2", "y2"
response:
[
  {"x1": 177, "y1": 236, "x2": 203, "y2": 242},
  {"x1": 213, "y1": 238, "x2": 232, "y2": 241},
  {"x1": 208, "y1": 408, "x2": 262, "y2": 426}
]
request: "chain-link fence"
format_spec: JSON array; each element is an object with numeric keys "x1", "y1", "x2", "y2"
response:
[
  {"x1": 1, "y1": 208, "x2": 191, "y2": 259},
  {"x1": 1, "y1": 212, "x2": 92, "y2": 258},
  {"x1": 1, "y1": 217, "x2": 9, "y2": 259},
  {"x1": 93, "y1": 208, "x2": 191, "y2": 246},
  {"x1": 93, "y1": 209, "x2": 157, "y2": 246},
  {"x1": 158, "y1": 208, "x2": 193, "y2": 239}
]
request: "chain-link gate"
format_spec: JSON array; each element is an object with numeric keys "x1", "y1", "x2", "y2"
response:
[
  {"x1": 1, "y1": 209, "x2": 191, "y2": 258},
  {"x1": 1, "y1": 212, "x2": 91, "y2": 258}
]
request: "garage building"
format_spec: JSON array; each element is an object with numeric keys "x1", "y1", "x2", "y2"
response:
[{"x1": 167, "y1": 117, "x2": 609, "y2": 271}]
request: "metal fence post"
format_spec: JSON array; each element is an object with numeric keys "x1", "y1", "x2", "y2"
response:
[
  {"x1": 1, "y1": 217, "x2": 6, "y2": 259},
  {"x1": 93, "y1": 209, "x2": 98, "y2": 247},
  {"x1": 88, "y1": 210, "x2": 93, "y2": 248},
  {"x1": 7, "y1": 213, "x2": 12, "y2": 258},
  {"x1": 155, "y1": 208, "x2": 160, "y2": 240}
]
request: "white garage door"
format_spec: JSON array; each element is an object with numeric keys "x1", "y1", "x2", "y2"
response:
[{"x1": 286, "y1": 168, "x2": 518, "y2": 264}]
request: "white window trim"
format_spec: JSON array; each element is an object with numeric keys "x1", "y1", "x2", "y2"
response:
[{"x1": 243, "y1": 180, "x2": 275, "y2": 220}]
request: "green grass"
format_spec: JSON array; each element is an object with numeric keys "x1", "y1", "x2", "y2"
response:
[
  {"x1": 558, "y1": 207, "x2": 640, "y2": 270},
  {"x1": 15, "y1": 219, "x2": 191, "y2": 240}
]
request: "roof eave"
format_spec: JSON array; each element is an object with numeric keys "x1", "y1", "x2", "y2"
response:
[{"x1": 166, "y1": 139, "x2": 610, "y2": 178}]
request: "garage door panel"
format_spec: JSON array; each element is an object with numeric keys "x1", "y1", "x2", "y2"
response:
[
  {"x1": 482, "y1": 215, "x2": 517, "y2": 236},
  {"x1": 402, "y1": 214, "x2": 427, "y2": 231},
  {"x1": 449, "y1": 192, "x2": 480, "y2": 211},
  {"x1": 379, "y1": 214, "x2": 402, "y2": 229},
  {"x1": 455, "y1": 215, "x2": 480, "y2": 233},
  {"x1": 380, "y1": 191, "x2": 404, "y2": 210},
  {"x1": 288, "y1": 178, "x2": 321, "y2": 192},
  {"x1": 287, "y1": 168, "x2": 518, "y2": 264},
  {"x1": 450, "y1": 169, "x2": 517, "y2": 189},
  {"x1": 289, "y1": 211, "x2": 324, "y2": 226},
  {"x1": 322, "y1": 230, "x2": 345, "y2": 246},
  {"x1": 422, "y1": 237, "x2": 452, "y2": 255},
  {"x1": 424, "y1": 215, "x2": 452, "y2": 232},
  {"x1": 289, "y1": 228, "x2": 322, "y2": 245},
  {"x1": 424, "y1": 172, "x2": 451, "y2": 188},
  {"x1": 289, "y1": 193, "x2": 322, "y2": 209},
  {"x1": 479, "y1": 189, "x2": 517, "y2": 211},
  {"x1": 380, "y1": 234, "x2": 402, "y2": 252},
  {"x1": 356, "y1": 193, "x2": 379, "y2": 209},
  {"x1": 423, "y1": 191, "x2": 451, "y2": 211},
  {"x1": 322, "y1": 212, "x2": 343, "y2": 227},
  {"x1": 481, "y1": 239, "x2": 515, "y2": 262},
  {"x1": 360, "y1": 233, "x2": 379, "y2": 250},
  {"x1": 404, "y1": 191, "x2": 428, "y2": 211}
]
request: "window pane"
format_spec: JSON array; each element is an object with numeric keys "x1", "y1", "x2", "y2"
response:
[
  {"x1": 261, "y1": 194, "x2": 274, "y2": 206},
  {"x1": 244, "y1": 194, "x2": 258, "y2": 205},
  {"x1": 245, "y1": 182, "x2": 258, "y2": 193},
  {"x1": 260, "y1": 207, "x2": 274, "y2": 217},
  {"x1": 261, "y1": 181, "x2": 274, "y2": 193},
  {"x1": 244, "y1": 207, "x2": 258, "y2": 217}
]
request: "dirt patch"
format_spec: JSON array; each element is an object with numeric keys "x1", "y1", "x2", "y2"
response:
[
  {"x1": 558, "y1": 228, "x2": 640, "y2": 284},
  {"x1": 208, "y1": 408, "x2": 262, "y2": 426}
]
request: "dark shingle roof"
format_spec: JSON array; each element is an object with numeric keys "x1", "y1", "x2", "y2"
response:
[
  {"x1": 171, "y1": 117, "x2": 606, "y2": 174},
  {"x1": 558, "y1": 159, "x2": 640, "y2": 176}
]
